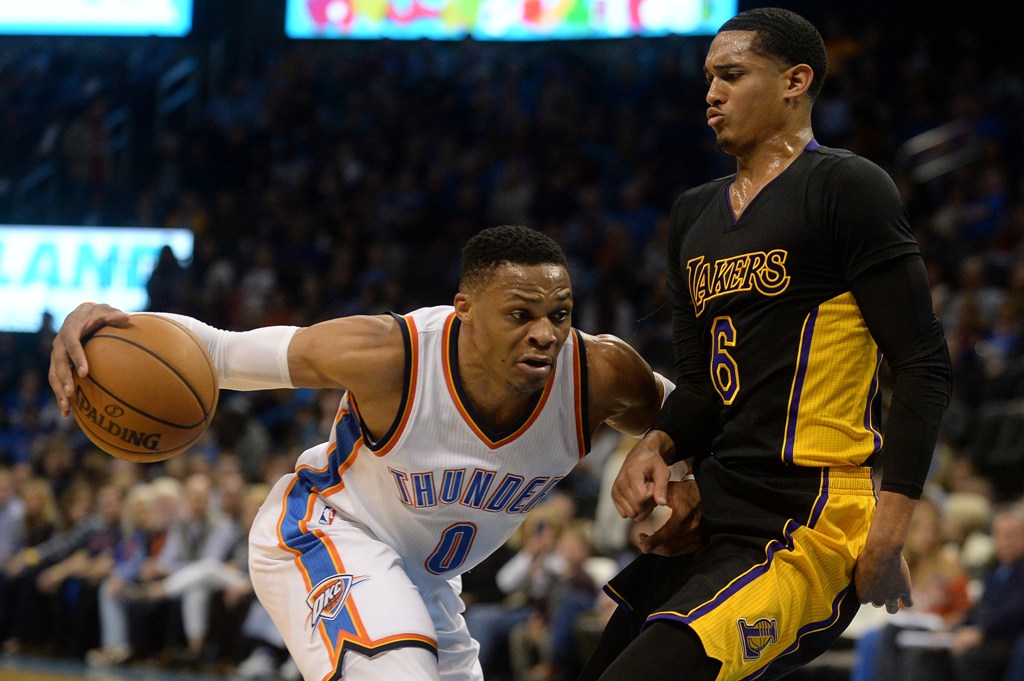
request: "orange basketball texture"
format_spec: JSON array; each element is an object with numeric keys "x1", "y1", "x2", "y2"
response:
[{"x1": 71, "y1": 313, "x2": 219, "y2": 463}]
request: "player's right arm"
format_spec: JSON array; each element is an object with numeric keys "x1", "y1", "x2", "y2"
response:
[
  {"x1": 49, "y1": 303, "x2": 406, "y2": 427},
  {"x1": 611, "y1": 193, "x2": 720, "y2": 522}
]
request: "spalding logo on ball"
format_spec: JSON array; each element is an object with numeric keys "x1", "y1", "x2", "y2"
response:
[{"x1": 71, "y1": 313, "x2": 219, "y2": 463}]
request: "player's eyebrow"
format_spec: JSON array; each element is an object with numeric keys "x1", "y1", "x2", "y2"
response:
[{"x1": 706, "y1": 62, "x2": 742, "y2": 75}]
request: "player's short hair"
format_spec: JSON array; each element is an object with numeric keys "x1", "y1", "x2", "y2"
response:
[
  {"x1": 719, "y1": 7, "x2": 827, "y2": 100},
  {"x1": 460, "y1": 225, "x2": 568, "y2": 292}
]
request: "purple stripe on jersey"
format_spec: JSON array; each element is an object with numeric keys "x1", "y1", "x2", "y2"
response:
[
  {"x1": 646, "y1": 519, "x2": 802, "y2": 627},
  {"x1": 809, "y1": 468, "x2": 829, "y2": 527},
  {"x1": 737, "y1": 584, "x2": 853, "y2": 681},
  {"x1": 784, "y1": 308, "x2": 819, "y2": 465},
  {"x1": 805, "y1": 139, "x2": 820, "y2": 151},
  {"x1": 602, "y1": 584, "x2": 633, "y2": 614},
  {"x1": 863, "y1": 351, "x2": 883, "y2": 453},
  {"x1": 644, "y1": 471, "x2": 830, "y2": 629}
]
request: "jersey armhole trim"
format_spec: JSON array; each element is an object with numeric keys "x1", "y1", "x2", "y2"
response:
[
  {"x1": 356, "y1": 312, "x2": 418, "y2": 455},
  {"x1": 573, "y1": 328, "x2": 592, "y2": 458}
]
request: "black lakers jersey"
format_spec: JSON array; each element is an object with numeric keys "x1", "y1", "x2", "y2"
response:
[{"x1": 667, "y1": 143, "x2": 920, "y2": 470}]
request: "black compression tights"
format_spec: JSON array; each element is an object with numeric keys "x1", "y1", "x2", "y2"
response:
[{"x1": 577, "y1": 607, "x2": 723, "y2": 681}]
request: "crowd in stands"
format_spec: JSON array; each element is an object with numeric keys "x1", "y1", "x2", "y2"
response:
[{"x1": 0, "y1": 9, "x2": 1023, "y2": 681}]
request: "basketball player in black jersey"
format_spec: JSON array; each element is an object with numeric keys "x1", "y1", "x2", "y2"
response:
[{"x1": 579, "y1": 8, "x2": 952, "y2": 681}]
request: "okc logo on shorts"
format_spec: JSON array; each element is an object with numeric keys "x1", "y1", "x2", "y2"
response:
[
  {"x1": 306, "y1": 573, "x2": 369, "y2": 636},
  {"x1": 737, "y1": 617, "x2": 778, "y2": 661}
]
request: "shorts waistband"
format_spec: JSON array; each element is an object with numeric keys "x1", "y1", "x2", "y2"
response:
[
  {"x1": 823, "y1": 466, "x2": 875, "y2": 494},
  {"x1": 701, "y1": 457, "x2": 875, "y2": 494}
]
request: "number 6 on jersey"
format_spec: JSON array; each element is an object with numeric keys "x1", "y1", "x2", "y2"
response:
[{"x1": 711, "y1": 316, "x2": 740, "y2": 404}]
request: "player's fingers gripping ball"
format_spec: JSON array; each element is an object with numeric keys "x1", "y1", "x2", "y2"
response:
[{"x1": 70, "y1": 313, "x2": 218, "y2": 463}]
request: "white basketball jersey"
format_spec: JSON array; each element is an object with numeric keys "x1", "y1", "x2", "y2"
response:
[{"x1": 293, "y1": 306, "x2": 589, "y2": 585}]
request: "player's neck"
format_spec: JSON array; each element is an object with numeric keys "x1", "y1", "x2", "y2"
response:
[
  {"x1": 454, "y1": 319, "x2": 544, "y2": 432},
  {"x1": 458, "y1": 375, "x2": 537, "y2": 433},
  {"x1": 730, "y1": 127, "x2": 814, "y2": 218}
]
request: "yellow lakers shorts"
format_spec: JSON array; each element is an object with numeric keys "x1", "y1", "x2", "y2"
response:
[{"x1": 605, "y1": 460, "x2": 874, "y2": 681}]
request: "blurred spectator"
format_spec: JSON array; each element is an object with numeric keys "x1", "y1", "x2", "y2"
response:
[
  {"x1": 944, "y1": 491, "x2": 997, "y2": 577},
  {"x1": 146, "y1": 245, "x2": 188, "y2": 313},
  {"x1": 88, "y1": 482, "x2": 165, "y2": 666},
  {"x1": 899, "y1": 504, "x2": 1024, "y2": 681},
  {"x1": 2, "y1": 481, "x2": 96, "y2": 652},
  {"x1": 0, "y1": 466, "x2": 24, "y2": 566},
  {"x1": 141, "y1": 472, "x2": 240, "y2": 664},
  {"x1": 135, "y1": 482, "x2": 260, "y2": 669},
  {"x1": 464, "y1": 494, "x2": 573, "y2": 679},
  {"x1": 861, "y1": 497, "x2": 971, "y2": 681},
  {"x1": 60, "y1": 97, "x2": 110, "y2": 223},
  {"x1": 508, "y1": 522, "x2": 598, "y2": 681},
  {"x1": 36, "y1": 482, "x2": 124, "y2": 657}
]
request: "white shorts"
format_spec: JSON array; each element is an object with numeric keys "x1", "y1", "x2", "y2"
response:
[{"x1": 249, "y1": 474, "x2": 484, "y2": 681}]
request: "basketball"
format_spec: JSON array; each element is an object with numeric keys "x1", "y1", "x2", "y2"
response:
[{"x1": 70, "y1": 313, "x2": 219, "y2": 463}]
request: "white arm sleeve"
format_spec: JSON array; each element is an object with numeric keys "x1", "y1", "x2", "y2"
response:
[
  {"x1": 654, "y1": 372, "x2": 694, "y2": 480},
  {"x1": 154, "y1": 313, "x2": 298, "y2": 391},
  {"x1": 653, "y1": 371, "x2": 675, "y2": 409}
]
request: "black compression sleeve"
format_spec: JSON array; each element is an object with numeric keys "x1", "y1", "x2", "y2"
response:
[
  {"x1": 850, "y1": 254, "x2": 952, "y2": 499},
  {"x1": 650, "y1": 302, "x2": 720, "y2": 461}
]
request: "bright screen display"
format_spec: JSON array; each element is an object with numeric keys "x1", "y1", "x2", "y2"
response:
[
  {"x1": 0, "y1": 0, "x2": 192, "y2": 36},
  {"x1": 286, "y1": 0, "x2": 736, "y2": 40},
  {"x1": 0, "y1": 226, "x2": 193, "y2": 333}
]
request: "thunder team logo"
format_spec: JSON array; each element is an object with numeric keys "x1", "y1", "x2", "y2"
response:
[
  {"x1": 687, "y1": 250, "x2": 790, "y2": 317},
  {"x1": 306, "y1": 573, "x2": 369, "y2": 638},
  {"x1": 737, "y1": 617, "x2": 779, "y2": 661}
]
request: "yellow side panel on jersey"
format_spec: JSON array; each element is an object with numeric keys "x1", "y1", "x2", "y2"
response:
[
  {"x1": 780, "y1": 292, "x2": 882, "y2": 467},
  {"x1": 650, "y1": 468, "x2": 874, "y2": 681}
]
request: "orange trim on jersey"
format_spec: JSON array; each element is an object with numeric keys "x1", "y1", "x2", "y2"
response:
[
  {"x1": 571, "y1": 334, "x2": 587, "y2": 460},
  {"x1": 275, "y1": 477, "x2": 304, "y2": 559},
  {"x1": 294, "y1": 441, "x2": 337, "y2": 478},
  {"x1": 441, "y1": 312, "x2": 555, "y2": 450},
  {"x1": 357, "y1": 313, "x2": 419, "y2": 457},
  {"x1": 314, "y1": 529, "x2": 437, "y2": 674},
  {"x1": 291, "y1": 405, "x2": 367, "y2": 498},
  {"x1": 276, "y1": 484, "x2": 437, "y2": 679},
  {"x1": 321, "y1": 440, "x2": 361, "y2": 498},
  {"x1": 291, "y1": 401, "x2": 347, "y2": 478}
]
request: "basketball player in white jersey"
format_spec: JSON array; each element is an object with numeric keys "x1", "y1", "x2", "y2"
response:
[{"x1": 49, "y1": 225, "x2": 686, "y2": 681}]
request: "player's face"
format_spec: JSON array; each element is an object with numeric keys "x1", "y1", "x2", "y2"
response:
[
  {"x1": 704, "y1": 30, "x2": 793, "y2": 155},
  {"x1": 458, "y1": 263, "x2": 573, "y2": 394}
]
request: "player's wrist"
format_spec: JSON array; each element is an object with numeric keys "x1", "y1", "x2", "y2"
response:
[{"x1": 638, "y1": 429, "x2": 677, "y2": 465}]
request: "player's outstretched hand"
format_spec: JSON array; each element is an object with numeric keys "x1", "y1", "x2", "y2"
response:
[
  {"x1": 635, "y1": 479, "x2": 703, "y2": 556},
  {"x1": 49, "y1": 302, "x2": 131, "y2": 418},
  {"x1": 612, "y1": 431, "x2": 674, "y2": 522}
]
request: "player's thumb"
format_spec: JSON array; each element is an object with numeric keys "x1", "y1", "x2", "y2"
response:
[{"x1": 652, "y1": 465, "x2": 670, "y2": 506}]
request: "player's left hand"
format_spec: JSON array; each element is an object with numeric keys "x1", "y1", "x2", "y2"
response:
[
  {"x1": 634, "y1": 479, "x2": 704, "y2": 556},
  {"x1": 855, "y1": 490, "x2": 917, "y2": 614},
  {"x1": 612, "y1": 430, "x2": 674, "y2": 521},
  {"x1": 854, "y1": 547, "x2": 913, "y2": 614}
]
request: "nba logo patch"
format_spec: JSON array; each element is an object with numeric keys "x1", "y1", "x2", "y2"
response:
[
  {"x1": 306, "y1": 573, "x2": 369, "y2": 637},
  {"x1": 737, "y1": 617, "x2": 778, "y2": 661},
  {"x1": 318, "y1": 507, "x2": 336, "y2": 525}
]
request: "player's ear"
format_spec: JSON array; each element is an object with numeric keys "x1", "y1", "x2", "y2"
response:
[
  {"x1": 784, "y1": 63, "x2": 813, "y2": 100},
  {"x1": 454, "y1": 292, "x2": 472, "y2": 321}
]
